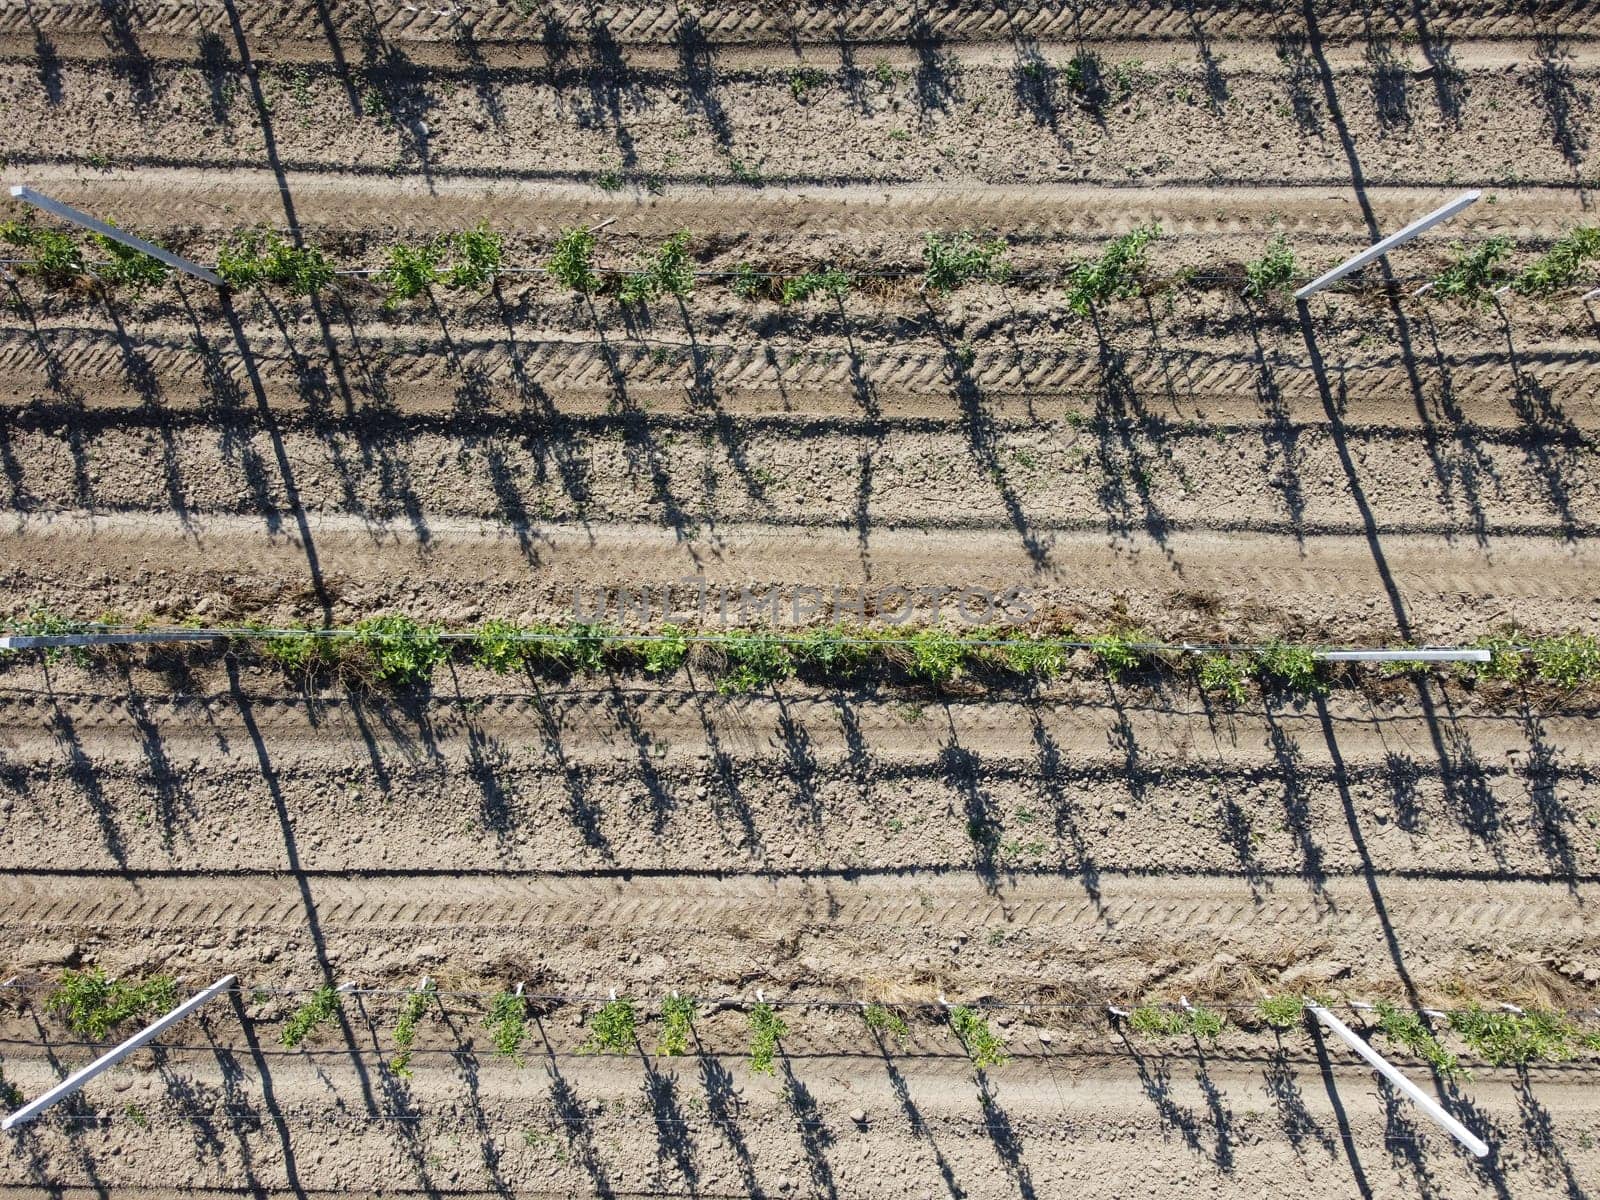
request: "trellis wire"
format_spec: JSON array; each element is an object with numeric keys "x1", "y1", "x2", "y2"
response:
[{"x1": 2, "y1": 253, "x2": 1556, "y2": 293}]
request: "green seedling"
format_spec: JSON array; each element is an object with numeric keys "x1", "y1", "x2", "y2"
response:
[
  {"x1": 1127, "y1": 1003, "x2": 1223, "y2": 1040},
  {"x1": 1000, "y1": 636, "x2": 1071, "y2": 678},
  {"x1": 1244, "y1": 233, "x2": 1297, "y2": 300},
  {"x1": 731, "y1": 261, "x2": 765, "y2": 299},
  {"x1": 94, "y1": 230, "x2": 170, "y2": 293},
  {"x1": 548, "y1": 226, "x2": 600, "y2": 293},
  {"x1": 353, "y1": 615, "x2": 448, "y2": 686},
  {"x1": 1065, "y1": 224, "x2": 1159, "y2": 315},
  {"x1": 658, "y1": 994, "x2": 695, "y2": 1056},
  {"x1": 922, "y1": 232, "x2": 1010, "y2": 294},
  {"x1": 789, "y1": 66, "x2": 827, "y2": 101},
  {"x1": 444, "y1": 222, "x2": 503, "y2": 289},
  {"x1": 793, "y1": 625, "x2": 875, "y2": 677},
  {"x1": 471, "y1": 619, "x2": 530, "y2": 674},
  {"x1": 1198, "y1": 653, "x2": 1250, "y2": 703},
  {"x1": 216, "y1": 229, "x2": 334, "y2": 294},
  {"x1": 779, "y1": 268, "x2": 851, "y2": 305},
  {"x1": 863, "y1": 1002, "x2": 911, "y2": 1045},
  {"x1": 584, "y1": 997, "x2": 638, "y2": 1054},
  {"x1": 1431, "y1": 237, "x2": 1511, "y2": 305},
  {"x1": 1253, "y1": 641, "x2": 1325, "y2": 694},
  {"x1": 486, "y1": 990, "x2": 528, "y2": 1065},
  {"x1": 748, "y1": 1002, "x2": 787, "y2": 1075},
  {"x1": 713, "y1": 630, "x2": 794, "y2": 693},
  {"x1": 642, "y1": 624, "x2": 690, "y2": 675},
  {"x1": 1449, "y1": 1004, "x2": 1580, "y2": 1067},
  {"x1": 1529, "y1": 633, "x2": 1600, "y2": 688},
  {"x1": 907, "y1": 628, "x2": 968, "y2": 686},
  {"x1": 47, "y1": 969, "x2": 177, "y2": 1040},
  {"x1": 389, "y1": 979, "x2": 436, "y2": 1077},
  {"x1": 1515, "y1": 226, "x2": 1600, "y2": 294},
  {"x1": 1090, "y1": 631, "x2": 1143, "y2": 678},
  {"x1": 1376, "y1": 1000, "x2": 1464, "y2": 1079},
  {"x1": 379, "y1": 240, "x2": 443, "y2": 303},
  {"x1": 948, "y1": 1005, "x2": 1008, "y2": 1069},
  {"x1": 0, "y1": 218, "x2": 86, "y2": 284},
  {"x1": 280, "y1": 985, "x2": 342, "y2": 1049},
  {"x1": 1256, "y1": 995, "x2": 1306, "y2": 1030}
]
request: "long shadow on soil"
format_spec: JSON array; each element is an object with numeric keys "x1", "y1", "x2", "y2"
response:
[
  {"x1": 777, "y1": 1049, "x2": 838, "y2": 1200},
  {"x1": 1263, "y1": 1043, "x2": 1338, "y2": 1161},
  {"x1": 870, "y1": 1028, "x2": 965, "y2": 1198},
  {"x1": 1314, "y1": 694, "x2": 1423, "y2": 1007},
  {"x1": 694, "y1": 1029, "x2": 763, "y2": 1198},
  {"x1": 222, "y1": 660, "x2": 381, "y2": 1118},
  {"x1": 536, "y1": 1014, "x2": 616, "y2": 1197},
  {"x1": 1309, "y1": 1020, "x2": 1376, "y2": 1199},
  {"x1": 636, "y1": 1040, "x2": 700, "y2": 1194},
  {"x1": 975, "y1": 1069, "x2": 1036, "y2": 1198}
]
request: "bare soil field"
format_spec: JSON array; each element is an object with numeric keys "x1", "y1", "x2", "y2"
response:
[{"x1": 1, "y1": 1, "x2": 1599, "y2": 1197}]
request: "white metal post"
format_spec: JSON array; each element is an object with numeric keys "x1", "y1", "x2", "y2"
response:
[
  {"x1": 1306, "y1": 1002, "x2": 1488, "y2": 1158},
  {"x1": 1295, "y1": 191, "x2": 1481, "y2": 301},
  {"x1": 7, "y1": 185, "x2": 223, "y2": 286},
  {"x1": 0, "y1": 630, "x2": 223, "y2": 652},
  {"x1": 1316, "y1": 649, "x2": 1490, "y2": 664},
  {"x1": 2, "y1": 974, "x2": 236, "y2": 1131},
  {"x1": 1581, "y1": 286, "x2": 1600, "y2": 302}
]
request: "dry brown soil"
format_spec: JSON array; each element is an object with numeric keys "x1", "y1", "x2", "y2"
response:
[{"x1": 1, "y1": 2, "x2": 1599, "y2": 1197}]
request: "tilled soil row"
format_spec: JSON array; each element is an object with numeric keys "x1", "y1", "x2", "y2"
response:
[
  {"x1": 3, "y1": 41, "x2": 1593, "y2": 190},
  {"x1": 7, "y1": 171, "x2": 1591, "y2": 259},
  {"x1": 2, "y1": 403, "x2": 1591, "y2": 530},
  {"x1": 0, "y1": 676, "x2": 1596, "y2": 883},
  {"x1": 3, "y1": 518, "x2": 1596, "y2": 645},
  {"x1": 5, "y1": 0, "x2": 1597, "y2": 50},
  {"x1": 0, "y1": 867, "x2": 1594, "y2": 1006},
  {"x1": 0, "y1": 671, "x2": 1596, "y2": 1005},
  {"x1": 1, "y1": 1052, "x2": 1593, "y2": 1199},
  {"x1": 6, "y1": 304, "x2": 1600, "y2": 415}
]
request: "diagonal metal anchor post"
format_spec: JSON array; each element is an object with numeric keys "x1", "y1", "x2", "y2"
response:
[
  {"x1": 8, "y1": 184, "x2": 224, "y2": 286},
  {"x1": 2, "y1": 975, "x2": 237, "y2": 1131}
]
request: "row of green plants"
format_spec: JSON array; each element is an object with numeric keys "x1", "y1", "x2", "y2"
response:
[
  {"x1": 6, "y1": 611, "x2": 1597, "y2": 697},
  {"x1": 10, "y1": 206, "x2": 1593, "y2": 310},
  {"x1": 1429, "y1": 226, "x2": 1600, "y2": 303},
  {"x1": 26, "y1": 972, "x2": 1599, "y2": 1098}
]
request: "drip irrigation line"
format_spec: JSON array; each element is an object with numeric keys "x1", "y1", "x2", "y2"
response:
[
  {"x1": 6, "y1": 979, "x2": 1595, "y2": 1026},
  {"x1": 0, "y1": 620, "x2": 1535, "y2": 659},
  {"x1": 0, "y1": 253, "x2": 1511, "y2": 292}
]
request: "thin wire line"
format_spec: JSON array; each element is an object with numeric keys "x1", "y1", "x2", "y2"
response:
[{"x1": 1, "y1": 621, "x2": 1527, "y2": 658}]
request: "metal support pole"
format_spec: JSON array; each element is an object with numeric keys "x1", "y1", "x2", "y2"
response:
[
  {"x1": 7, "y1": 185, "x2": 224, "y2": 286},
  {"x1": 1294, "y1": 191, "x2": 1480, "y2": 300},
  {"x1": 1317, "y1": 649, "x2": 1490, "y2": 664},
  {"x1": 1306, "y1": 1001, "x2": 1489, "y2": 1158},
  {"x1": 1582, "y1": 286, "x2": 1600, "y2": 302},
  {"x1": 2, "y1": 974, "x2": 236, "y2": 1131}
]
